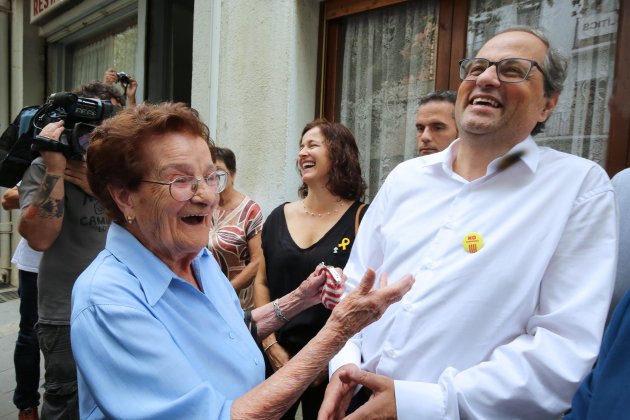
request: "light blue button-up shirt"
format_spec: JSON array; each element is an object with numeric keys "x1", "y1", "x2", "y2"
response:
[{"x1": 71, "y1": 223, "x2": 265, "y2": 419}]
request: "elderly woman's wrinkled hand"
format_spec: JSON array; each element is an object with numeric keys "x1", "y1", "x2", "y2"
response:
[
  {"x1": 328, "y1": 269, "x2": 414, "y2": 342},
  {"x1": 296, "y1": 268, "x2": 329, "y2": 307}
]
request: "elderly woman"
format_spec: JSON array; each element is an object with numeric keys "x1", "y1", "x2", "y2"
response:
[{"x1": 69, "y1": 102, "x2": 413, "y2": 419}]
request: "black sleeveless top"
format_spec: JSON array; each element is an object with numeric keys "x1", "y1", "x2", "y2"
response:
[{"x1": 262, "y1": 200, "x2": 367, "y2": 355}]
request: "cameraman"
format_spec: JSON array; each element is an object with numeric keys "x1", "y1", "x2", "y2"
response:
[
  {"x1": 103, "y1": 67, "x2": 137, "y2": 106},
  {"x1": 17, "y1": 82, "x2": 121, "y2": 420}
]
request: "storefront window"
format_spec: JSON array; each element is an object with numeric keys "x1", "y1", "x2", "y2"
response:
[
  {"x1": 336, "y1": 1, "x2": 439, "y2": 200},
  {"x1": 467, "y1": 0, "x2": 619, "y2": 167},
  {"x1": 71, "y1": 24, "x2": 138, "y2": 91}
]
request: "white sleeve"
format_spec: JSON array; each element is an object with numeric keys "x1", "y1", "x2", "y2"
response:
[{"x1": 330, "y1": 179, "x2": 390, "y2": 374}]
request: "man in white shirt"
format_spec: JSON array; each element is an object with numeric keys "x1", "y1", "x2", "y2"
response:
[{"x1": 320, "y1": 26, "x2": 617, "y2": 419}]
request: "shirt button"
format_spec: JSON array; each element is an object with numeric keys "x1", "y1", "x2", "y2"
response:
[
  {"x1": 229, "y1": 332, "x2": 235, "y2": 339},
  {"x1": 254, "y1": 358, "x2": 259, "y2": 365},
  {"x1": 403, "y1": 303, "x2": 413, "y2": 312},
  {"x1": 386, "y1": 348, "x2": 397, "y2": 358}
]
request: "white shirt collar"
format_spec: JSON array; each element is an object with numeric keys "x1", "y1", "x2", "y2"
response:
[{"x1": 418, "y1": 136, "x2": 540, "y2": 179}]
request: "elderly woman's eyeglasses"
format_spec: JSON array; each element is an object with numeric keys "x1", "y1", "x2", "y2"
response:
[
  {"x1": 141, "y1": 172, "x2": 227, "y2": 201},
  {"x1": 459, "y1": 58, "x2": 544, "y2": 83}
]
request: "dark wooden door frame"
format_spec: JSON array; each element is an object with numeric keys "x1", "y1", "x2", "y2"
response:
[{"x1": 318, "y1": 0, "x2": 629, "y2": 175}]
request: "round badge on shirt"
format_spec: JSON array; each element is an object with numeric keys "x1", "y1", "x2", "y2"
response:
[{"x1": 462, "y1": 232, "x2": 484, "y2": 253}]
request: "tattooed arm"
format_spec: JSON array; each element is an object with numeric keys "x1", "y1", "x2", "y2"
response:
[{"x1": 18, "y1": 121, "x2": 67, "y2": 251}]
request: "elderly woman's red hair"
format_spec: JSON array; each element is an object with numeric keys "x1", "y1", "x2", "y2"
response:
[{"x1": 87, "y1": 102, "x2": 213, "y2": 223}]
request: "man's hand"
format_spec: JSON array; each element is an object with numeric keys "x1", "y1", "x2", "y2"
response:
[
  {"x1": 38, "y1": 120, "x2": 67, "y2": 173},
  {"x1": 103, "y1": 68, "x2": 118, "y2": 85},
  {"x1": 64, "y1": 160, "x2": 93, "y2": 196},
  {"x1": 318, "y1": 364, "x2": 360, "y2": 420},
  {"x1": 343, "y1": 369, "x2": 396, "y2": 420},
  {"x1": 1, "y1": 187, "x2": 20, "y2": 210},
  {"x1": 126, "y1": 76, "x2": 138, "y2": 106}
]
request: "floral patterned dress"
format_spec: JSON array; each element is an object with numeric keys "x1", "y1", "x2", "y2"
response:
[{"x1": 209, "y1": 197, "x2": 263, "y2": 310}]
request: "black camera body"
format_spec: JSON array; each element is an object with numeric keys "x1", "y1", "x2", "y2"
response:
[
  {"x1": 116, "y1": 71, "x2": 130, "y2": 87},
  {"x1": 31, "y1": 92, "x2": 120, "y2": 160}
]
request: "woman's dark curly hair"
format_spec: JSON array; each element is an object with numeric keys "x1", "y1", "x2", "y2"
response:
[{"x1": 297, "y1": 118, "x2": 366, "y2": 201}]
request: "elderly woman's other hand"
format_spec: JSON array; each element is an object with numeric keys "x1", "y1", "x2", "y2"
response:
[
  {"x1": 328, "y1": 269, "x2": 413, "y2": 343},
  {"x1": 295, "y1": 268, "x2": 329, "y2": 307}
]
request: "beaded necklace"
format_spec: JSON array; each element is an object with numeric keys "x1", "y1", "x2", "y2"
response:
[{"x1": 301, "y1": 199, "x2": 343, "y2": 217}]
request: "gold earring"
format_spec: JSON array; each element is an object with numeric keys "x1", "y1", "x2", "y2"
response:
[{"x1": 127, "y1": 215, "x2": 134, "y2": 224}]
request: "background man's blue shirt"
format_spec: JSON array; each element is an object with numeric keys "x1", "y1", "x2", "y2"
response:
[{"x1": 566, "y1": 289, "x2": 630, "y2": 419}]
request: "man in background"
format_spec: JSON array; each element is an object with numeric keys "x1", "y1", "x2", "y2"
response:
[
  {"x1": 17, "y1": 82, "x2": 121, "y2": 419},
  {"x1": 415, "y1": 90, "x2": 457, "y2": 156},
  {"x1": 102, "y1": 67, "x2": 138, "y2": 107}
]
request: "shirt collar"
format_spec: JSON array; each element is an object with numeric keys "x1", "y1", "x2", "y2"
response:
[
  {"x1": 486, "y1": 136, "x2": 539, "y2": 174},
  {"x1": 418, "y1": 136, "x2": 539, "y2": 177},
  {"x1": 105, "y1": 223, "x2": 210, "y2": 306}
]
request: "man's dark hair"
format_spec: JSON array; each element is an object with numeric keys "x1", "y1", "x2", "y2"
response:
[
  {"x1": 72, "y1": 81, "x2": 125, "y2": 106},
  {"x1": 419, "y1": 90, "x2": 456, "y2": 107}
]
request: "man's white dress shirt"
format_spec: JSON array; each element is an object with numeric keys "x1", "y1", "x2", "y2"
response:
[{"x1": 331, "y1": 137, "x2": 617, "y2": 419}]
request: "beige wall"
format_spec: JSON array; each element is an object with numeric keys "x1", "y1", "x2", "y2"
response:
[
  {"x1": 192, "y1": 0, "x2": 320, "y2": 217},
  {"x1": 0, "y1": 0, "x2": 45, "y2": 285}
]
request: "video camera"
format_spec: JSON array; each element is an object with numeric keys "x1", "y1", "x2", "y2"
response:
[{"x1": 31, "y1": 92, "x2": 120, "y2": 160}]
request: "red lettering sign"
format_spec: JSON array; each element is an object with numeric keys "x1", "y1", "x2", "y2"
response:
[{"x1": 32, "y1": 0, "x2": 58, "y2": 18}]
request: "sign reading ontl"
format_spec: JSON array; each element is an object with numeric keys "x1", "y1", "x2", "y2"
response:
[
  {"x1": 577, "y1": 11, "x2": 618, "y2": 41},
  {"x1": 31, "y1": 0, "x2": 66, "y2": 23}
]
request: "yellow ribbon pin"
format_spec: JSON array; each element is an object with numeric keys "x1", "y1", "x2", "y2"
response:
[{"x1": 338, "y1": 237, "x2": 351, "y2": 251}]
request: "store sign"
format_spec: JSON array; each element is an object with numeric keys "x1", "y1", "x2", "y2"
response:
[
  {"x1": 577, "y1": 12, "x2": 618, "y2": 41},
  {"x1": 31, "y1": 0, "x2": 66, "y2": 23}
]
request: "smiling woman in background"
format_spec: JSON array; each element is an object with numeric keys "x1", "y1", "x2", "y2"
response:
[
  {"x1": 69, "y1": 103, "x2": 412, "y2": 419},
  {"x1": 254, "y1": 118, "x2": 368, "y2": 419},
  {"x1": 209, "y1": 147, "x2": 263, "y2": 311}
]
